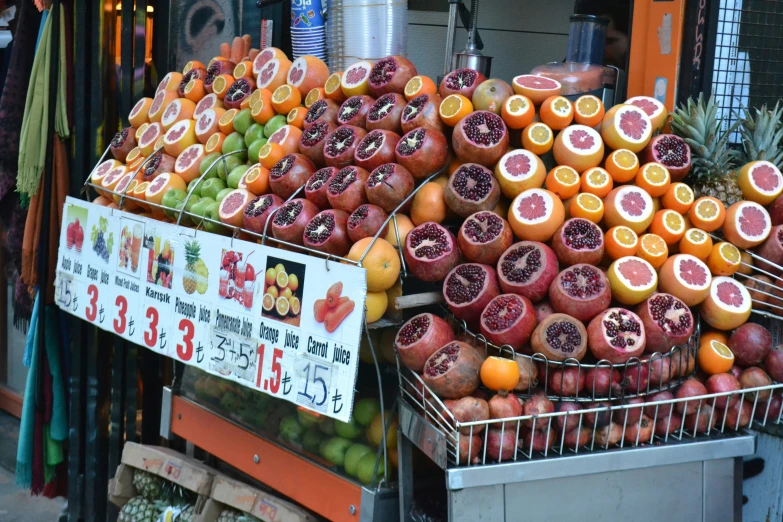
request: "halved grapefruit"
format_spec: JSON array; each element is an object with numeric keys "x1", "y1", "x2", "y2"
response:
[
  {"x1": 147, "y1": 89, "x2": 178, "y2": 123},
  {"x1": 658, "y1": 254, "x2": 712, "y2": 306},
  {"x1": 134, "y1": 124, "x2": 150, "y2": 143},
  {"x1": 255, "y1": 57, "x2": 292, "y2": 91},
  {"x1": 737, "y1": 160, "x2": 783, "y2": 205},
  {"x1": 195, "y1": 108, "x2": 225, "y2": 143},
  {"x1": 174, "y1": 144, "x2": 206, "y2": 182},
  {"x1": 552, "y1": 124, "x2": 604, "y2": 173},
  {"x1": 113, "y1": 173, "x2": 140, "y2": 208},
  {"x1": 160, "y1": 98, "x2": 196, "y2": 130},
  {"x1": 145, "y1": 172, "x2": 187, "y2": 218},
  {"x1": 218, "y1": 188, "x2": 254, "y2": 227},
  {"x1": 194, "y1": 93, "x2": 223, "y2": 120},
  {"x1": 699, "y1": 276, "x2": 752, "y2": 330},
  {"x1": 511, "y1": 75, "x2": 561, "y2": 105},
  {"x1": 603, "y1": 186, "x2": 655, "y2": 234},
  {"x1": 90, "y1": 159, "x2": 121, "y2": 187},
  {"x1": 723, "y1": 200, "x2": 771, "y2": 249},
  {"x1": 253, "y1": 47, "x2": 288, "y2": 77},
  {"x1": 601, "y1": 104, "x2": 652, "y2": 153},
  {"x1": 625, "y1": 96, "x2": 668, "y2": 131},
  {"x1": 508, "y1": 188, "x2": 565, "y2": 242},
  {"x1": 163, "y1": 119, "x2": 198, "y2": 157},
  {"x1": 287, "y1": 56, "x2": 330, "y2": 97},
  {"x1": 607, "y1": 256, "x2": 658, "y2": 305},
  {"x1": 138, "y1": 123, "x2": 164, "y2": 156},
  {"x1": 494, "y1": 149, "x2": 546, "y2": 198},
  {"x1": 101, "y1": 165, "x2": 129, "y2": 198},
  {"x1": 155, "y1": 71, "x2": 183, "y2": 95},
  {"x1": 341, "y1": 61, "x2": 373, "y2": 97},
  {"x1": 128, "y1": 97, "x2": 153, "y2": 128},
  {"x1": 267, "y1": 124, "x2": 303, "y2": 155}
]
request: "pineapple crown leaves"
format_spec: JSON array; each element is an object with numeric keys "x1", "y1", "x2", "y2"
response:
[{"x1": 733, "y1": 102, "x2": 783, "y2": 168}]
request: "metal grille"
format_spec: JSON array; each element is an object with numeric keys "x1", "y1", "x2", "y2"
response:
[{"x1": 712, "y1": 0, "x2": 783, "y2": 141}]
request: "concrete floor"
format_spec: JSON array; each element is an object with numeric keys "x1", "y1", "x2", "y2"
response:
[{"x1": 0, "y1": 411, "x2": 66, "y2": 522}]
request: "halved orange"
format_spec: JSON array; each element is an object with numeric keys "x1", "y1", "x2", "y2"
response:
[
  {"x1": 545, "y1": 165, "x2": 581, "y2": 200},
  {"x1": 272, "y1": 84, "x2": 302, "y2": 114},
  {"x1": 324, "y1": 72, "x2": 346, "y2": 103},
  {"x1": 439, "y1": 94, "x2": 472, "y2": 126},
  {"x1": 218, "y1": 108, "x2": 238, "y2": 134},
  {"x1": 305, "y1": 87, "x2": 326, "y2": 107},
  {"x1": 605, "y1": 225, "x2": 639, "y2": 260},
  {"x1": 636, "y1": 162, "x2": 671, "y2": 197},
  {"x1": 580, "y1": 167, "x2": 613, "y2": 198},
  {"x1": 287, "y1": 106, "x2": 307, "y2": 128},
  {"x1": 205, "y1": 132, "x2": 227, "y2": 154},
  {"x1": 247, "y1": 88, "x2": 272, "y2": 111},
  {"x1": 707, "y1": 241, "x2": 741, "y2": 276},
  {"x1": 661, "y1": 182, "x2": 695, "y2": 214},
  {"x1": 688, "y1": 196, "x2": 725, "y2": 232},
  {"x1": 697, "y1": 339, "x2": 735, "y2": 375},
  {"x1": 258, "y1": 142, "x2": 286, "y2": 169},
  {"x1": 637, "y1": 233, "x2": 669, "y2": 269},
  {"x1": 501, "y1": 94, "x2": 535, "y2": 130},
  {"x1": 569, "y1": 192, "x2": 604, "y2": 223},
  {"x1": 573, "y1": 94, "x2": 605, "y2": 127},
  {"x1": 243, "y1": 164, "x2": 270, "y2": 195},
  {"x1": 649, "y1": 209, "x2": 686, "y2": 245},
  {"x1": 233, "y1": 60, "x2": 254, "y2": 80},
  {"x1": 521, "y1": 122, "x2": 553, "y2": 155},
  {"x1": 183, "y1": 79, "x2": 206, "y2": 103},
  {"x1": 404, "y1": 75, "x2": 437, "y2": 100},
  {"x1": 605, "y1": 149, "x2": 640, "y2": 183},
  {"x1": 211, "y1": 74, "x2": 235, "y2": 100},
  {"x1": 678, "y1": 228, "x2": 713, "y2": 261},
  {"x1": 539, "y1": 95, "x2": 574, "y2": 130},
  {"x1": 251, "y1": 98, "x2": 276, "y2": 124}
]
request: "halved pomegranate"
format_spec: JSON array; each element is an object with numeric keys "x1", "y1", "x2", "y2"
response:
[
  {"x1": 303, "y1": 99, "x2": 340, "y2": 127},
  {"x1": 368, "y1": 56, "x2": 418, "y2": 97},
  {"x1": 270, "y1": 198, "x2": 319, "y2": 245},
  {"x1": 452, "y1": 111, "x2": 509, "y2": 168},
  {"x1": 444, "y1": 163, "x2": 501, "y2": 218},
  {"x1": 269, "y1": 153, "x2": 317, "y2": 199},
  {"x1": 110, "y1": 127, "x2": 137, "y2": 162},
  {"x1": 551, "y1": 218, "x2": 605, "y2": 266},
  {"x1": 243, "y1": 194, "x2": 284, "y2": 234},
  {"x1": 394, "y1": 313, "x2": 455, "y2": 372},
  {"x1": 531, "y1": 313, "x2": 588, "y2": 362},
  {"x1": 394, "y1": 127, "x2": 449, "y2": 180},
  {"x1": 635, "y1": 293, "x2": 694, "y2": 353},
  {"x1": 496, "y1": 241, "x2": 559, "y2": 303},
  {"x1": 587, "y1": 308, "x2": 646, "y2": 364},
  {"x1": 353, "y1": 129, "x2": 401, "y2": 172},
  {"x1": 479, "y1": 293, "x2": 536, "y2": 351},
  {"x1": 366, "y1": 93, "x2": 406, "y2": 134},
  {"x1": 403, "y1": 222, "x2": 460, "y2": 282},
  {"x1": 337, "y1": 95, "x2": 375, "y2": 128},
  {"x1": 299, "y1": 121, "x2": 336, "y2": 167},
  {"x1": 365, "y1": 163, "x2": 415, "y2": 212},
  {"x1": 143, "y1": 153, "x2": 176, "y2": 182},
  {"x1": 326, "y1": 166, "x2": 370, "y2": 212},
  {"x1": 302, "y1": 209, "x2": 351, "y2": 256},
  {"x1": 643, "y1": 134, "x2": 691, "y2": 181},
  {"x1": 304, "y1": 167, "x2": 339, "y2": 209},
  {"x1": 549, "y1": 264, "x2": 611, "y2": 322},
  {"x1": 439, "y1": 68, "x2": 486, "y2": 99},
  {"x1": 422, "y1": 341, "x2": 483, "y2": 399},
  {"x1": 323, "y1": 125, "x2": 367, "y2": 168},
  {"x1": 401, "y1": 93, "x2": 445, "y2": 134},
  {"x1": 458, "y1": 211, "x2": 514, "y2": 266},
  {"x1": 347, "y1": 204, "x2": 388, "y2": 243},
  {"x1": 442, "y1": 263, "x2": 499, "y2": 328}
]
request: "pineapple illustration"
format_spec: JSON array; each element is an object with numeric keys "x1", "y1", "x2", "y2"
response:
[
  {"x1": 183, "y1": 240, "x2": 201, "y2": 295},
  {"x1": 195, "y1": 259, "x2": 209, "y2": 294}
]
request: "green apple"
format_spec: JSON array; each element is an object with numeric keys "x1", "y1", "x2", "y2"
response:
[
  {"x1": 189, "y1": 197, "x2": 215, "y2": 225},
  {"x1": 264, "y1": 115, "x2": 286, "y2": 138},
  {"x1": 321, "y1": 437, "x2": 353, "y2": 466},
  {"x1": 247, "y1": 138, "x2": 267, "y2": 164},
  {"x1": 357, "y1": 453, "x2": 384, "y2": 486},
  {"x1": 211, "y1": 154, "x2": 244, "y2": 180},
  {"x1": 161, "y1": 188, "x2": 187, "y2": 220},
  {"x1": 344, "y1": 444, "x2": 373, "y2": 477},
  {"x1": 215, "y1": 188, "x2": 233, "y2": 203},
  {"x1": 353, "y1": 398, "x2": 381, "y2": 426},
  {"x1": 201, "y1": 177, "x2": 227, "y2": 200},
  {"x1": 222, "y1": 132, "x2": 248, "y2": 161},
  {"x1": 200, "y1": 152, "x2": 223, "y2": 178},
  {"x1": 334, "y1": 418, "x2": 363, "y2": 439},
  {"x1": 203, "y1": 201, "x2": 229, "y2": 235},
  {"x1": 187, "y1": 178, "x2": 204, "y2": 197},
  {"x1": 173, "y1": 194, "x2": 202, "y2": 226},
  {"x1": 245, "y1": 123, "x2": 266, "y2": 146},
  {"x1": 233, "y1": 108, "x2": 254, "y2": 135},
  {"x1": 227, "y1": 164, "x2": 251, "y2": 189}
]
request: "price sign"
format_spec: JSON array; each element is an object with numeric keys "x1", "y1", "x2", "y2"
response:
[
  {"x1": 295, "y1": 357, "x2": 332, "y2": 414},
  {"x1": 208, "y1": 307, "x2": 259, "y2": 385},
  {"x1": 54, "y1": 271, "x2": 76, "y2": 311},
  {"x1": 171, "y1": 295, "x2": 211, "y2": 366}
]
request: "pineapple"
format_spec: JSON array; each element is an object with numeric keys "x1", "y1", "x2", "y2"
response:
[
  {"x1": 176, "y1": 505, "x2": 194, "y2": 522},
  {"x1": 217, "y1": 509, "x2": 241, "y2": 522},
  {"x1": 132, "y1": 469, "x2": 163, "y2": 501},
  {"x1": 735, "y1": 102, "x2": 783, "y2": 168},
  {"x1": 671, "y1": 94, "x2": 743, "y2": 206},
  {"x1": 118, "y1": 496, "x2": 163, "y2": 522},
  {"x1": 183, "y1": 240, "x2": 201, "y2": 294}
]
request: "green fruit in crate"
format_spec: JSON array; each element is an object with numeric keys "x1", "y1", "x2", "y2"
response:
[
  {"x1": 201, "y1": 178, "x2": 227, "y2": 200},
  {"x1": 244, "y1": 123, "x2": 266, "y2": 146},
  {"x1": 161, "y1": 188, "x2": 187, "y2": 220},
  {"x1": 334, "y1": 418, "x2": 363, "y2": 439},
  {"x1": 203, "y1": 201, "x2": 229, "y2": 235},
  {"x1": 264, "y1": 115, "x2": 286, "y2": 138},
  {"x1": 227, "y1": 164, "x2": 251, "y2": 189},
  {"x1": 278, "y1": 415, "x2": 305, "y2": 443},
  {"x1": 189, "y1": 197, "x2": 215, "y2": 226},
  {"x1": 321, "y1": 437, "x2": 353, "y2": 466},
  {"x1": 187, "y1": 178, "x2": 203, "y2": 197},
  {"x1": 298, "y1": 408, "x2": 320, "y2": 427},
  {"x1": 215, "y1": 188, "x2": 233, "y2": 203},
  {"x1": 247, "y1": 139, "x2": 267, "y2": 164},
  {"x1": 302, "y1": 428, "x2": 324, "y2": 453},
  {"x1": 208, "y1": 154, "x2": 243, "y2": 180},
  {"x1": 344, "y1": 443, "x2": 373, "y2": 477},
  {"x1": 220, "y1": 391, "x2": 240, "y2": 411},
  {"x1": 132, "y1": 469, "x2": 163, "y2": 500},
  {"x1": 233, "y1": 108, "x2": 254, "y2": 135},
  {"x1": 356, "y1": 453, "x2": 384, "y2": 486},
  {"x1": 200, "y1": 152, "x2": 222, "y2": 178},
  {"x1": 173, "y1": 195, "x2": 201, "y2": 226},
  {"x1": 222, "y1": 132, "x2": 248, "y2": 160},
  {"x1": 118, "y1": 496, "x2": 163, "y2": 522},
  {"x1": 318, "y1": 417, "x2": 336, "y2": 435},
  {"x1": 353, "y1": 398, "x2": 381, "y2": 426}
]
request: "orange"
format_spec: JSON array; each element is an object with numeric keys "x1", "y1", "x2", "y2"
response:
[
  {"x1": 410, "y1": 182, "x2": 448, "y2": 225},
  {"x1": 271, "y1": 84, "x2": 302, "y2": 114},
  {"x1": 635, "y1": 162, "x2": 671, "y2": 197},
  {"x1": 539, "y1": 95, "x2": 574, "y2": 130},
  {"x1": 251, "y1": 98, "x2": 276, "y2": 124},
  {"x1": 211, "y1": 74, "x2": 235, "y2": 99},
  {"x1": 545, "y1": 165, "x2": 580, "y2": 200},
  {"x1": 204, "y1": 132, "x2": 227, "y2": 155},
  {"x1": 364, "y1": 291, "x2": 388, "y2": 323},
  {"x1": 346, "y1": 238, "x2": 401, "y2": 292},
  {"x1": 649, "y1": 209, "x2": 686, "y2": 245},
  {"x1": 183, "y1": 79, "x2": 206, "y2": 103},
  {"x1": 258, "y1": 142, "x2": 286, "y2": 169},
  {"x1": 305, "y1": 87, "x2": 326, "y2": 107},
  {"x1": 569, "y1": 192, "x2": 604, "y2": 224},
  {"x1": 404, "y1": 75, "x2": 437, "y2": 100},
  {"x1": 707, "y1": 242, "x2": 741, "y2": 276},
  {"x1": 605, "y1": 226, "x2": 639, "y2": 260},
  {"x1": 501, "y1": 94, "x2": 535, "y2": 130},
  {"x1": 509, "y1": 188, "x2": 565, "y2": 242},
  {"x1": 243, "y1": 165, "x2": 270, "y2": 195},
  {"x1": 605, "y1": 149, "x2": 640, "y2": 183},
  {"x1": 661, "y1": 182, "x2": 695, "y2": 214},
  {"x1": 286, "y1": 106, "x2": 307, "y2": 128},
  {"x1": 738, "y1": 251, "x2": 753, "y2": 275},
  {"x1": 688, "y1": 197, "x2": 725, "y2": 232},
  {"x1": 678, "y1": 228, "x2": 713, "y2": 261},
  {"x1": 218, "y1": 108, "x2": 238, "y2": 134},
  {"x1": 323, "y1": 72, "x2": 346, "y2": 103},
  {"x1": 233, "y1": 60, "x2": 254, "y2": 80},
  {"x1": 480, "y1": 356, "x2": 520, "y2": 392},
  {"x1": 580, "y1": 167, "x2": 613, "y2": 198},
  {"x1": 247, "y1": 88, "x2": 272, "y2": 110},
  {"x1": 573, "y1": 94, "x2": 605, "y2": 127},
  {"x1": 637, "y1": 233, "x2": 669, "y2": 269},
  {"x1": 697, "y1": 340, "x2": 735, "y2": 375},
  {"x1": 385, "y1": 214, "x2": 415, "y2": 247},
  {"x1": 439, "y1": 94, "x2": 472, "y2": 126},
  {"x1": 521, "y1": 122, "x2": 553, "y2": 155},
  {"x1": 701, "y1": 330, "x2": 729, "y2": 348}
]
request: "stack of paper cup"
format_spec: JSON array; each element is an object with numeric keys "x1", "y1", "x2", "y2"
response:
[{"x1": 291, "y1": 0, "x2": 327, "y2": 62}]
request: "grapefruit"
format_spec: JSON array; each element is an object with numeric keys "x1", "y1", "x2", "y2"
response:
[
  {"x1": 723, "y1": 200, "x2": 771, "y2": 249},
  {"x1": 90, "y1": 159, "x2": 121, "y2": 187},
  {"x1": 552, "y1": 124, "x2": 604, "y2": 173},
  {"x1": 128, "y1": 97, "x2": 153, "y2": 128},
  {"x1": 267, "y1": 125, "x2": 303, "y2": 155},
  {"x1": 508, "y1": 188, "x2": 565, "y2": 242},
  {"x1": 341, "y1": 61, "x2": 373, "y2": 97},
  {"x1": 195, "y1": 108, "x2": 225, "y2": 143},
  {"x1": 625, "y1": 96, "x2": 668, "y2": 131},
  {"x1": 603, "y1": 186, "x2": 655, "y2": 233},
  {"x1": 737, "y1": 160, "x2": 783, "y2": 205},
  {"x1": 287, "y1": 56, "x2": 329, "y2": 97},
  {"x1": 511, "y1": 75, "x2": 561, "y2": 105},
  {"x1": 100, "y1": 165, "x2": 129, "y2": 198},
  {"x1": 658, "y1": 254, "x2": 712, "y2": 306},
  {"x1": 193, "y1": 93, "x2": 223, "y2": 120},
  {"x1": 145, "y1": 172, "x2": 187, "y2": 218},
  {"x1": 113, "y1": 173, "x2": 139, "y2": 208},
  {"x1": 601, "y1": 104, "x2": 652, "y2": 153},
  {"x1": 160, "y1": 98, "x2": 196, "y2": 130},
  {"x1": 148, "y1": 89, "x2": 178, "y2": 123},
  {"x1": 138, "y1": 122, "x2": 164, "y2": 156},
  {"x1": 494, "y1": 149, "x2": 546, "y2": 198},
  {"x1": 253, "y1": 47, "x2": 288, "y2": 77},
  {"x1": 699, "y1": 276, "x2": 752, "y2": 330},
  {"x1": 163, "y1": 119, "x2": 198, "y2": 157},
  {"x1": 174, "y1": 144, "x2": 206, "y2": 183},
  {"x1": 218, "y1": 188, "x2": 253, "y2": 227},
  {"x1": 155, "y1": 71, "x2": 183, "y2": 95},
  {"x1": 607, "y1": 256, "x2": 658, "y2": 305}
]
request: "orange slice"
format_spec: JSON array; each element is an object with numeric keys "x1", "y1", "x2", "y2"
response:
[
  {"x1": 539, "y1": 95, "x2": 574, "y2": 130},
  {"x1": 258, "y1": 141, "x2": 286, "y2": 169},
  {"x1": 605, "y1": 226, "x2": 639, "y2": 260},
  {"x1": 251, "y1": 98, "x2": 276, "y2": 124},
  {"x1": 218, "y1": 108, "x2": 239, "y2": 134},
  {"x1": 580, "y1": 167, "x2": 613, "y2": 198},
  {"x1": 131, "y1": 181, "x2": 150, "y2": 211},
  {"x1": 661, "y1": 182, "x2": 695, "y2": 214},
  {"x1": 569, "y1": 192, "x2": 604, "y2": 224},
  {"x1": 211, "y1": 74, "x2": 236, "y2": 100},
  {"x1": 183, "y1": 79, "x2": 206, "y2": 103},
  {"x1": 545, "y1": 165, "x2": 580, "y2": 200},
  {"x1": 573, "y1": 94, "x2": 605, "y2": 127},
  {"x1": 287, "y1": 106, "x2": 307, "y2": 128},
  {"x1": 688, "y1": 197, "x2": 725, "y2": 232},
  {"x1": 637, "y1": 233, "x2": 668, "y2": 269},
  {"x1": 205, "y1": 132, "x2": 227, "y2": 155},
  {"x1": 697, "y1": 339, "x2": 735, "y2": 375},
  {"x1": 439, "y1": 94, "x2": 473, "y2": 126},
  {"x1": 679, "y1": 228, "x2": 713, "y2": 261},
  {"x1": 305, "y1": 87, "x2": 326, "y2": 108},
  {"x1": 182, "y1": 60, "x2": 205, "y2": 75},
  {"x1": 649, "y1": 209, "x2": 686, "y2": 245},
  {"x1": 324, "y1": 72, "x2": 346, "y2": 103},
  {"x1": 247, "y1": 88, "x2": 271, "y2": 110},
  {"x1": 636, "y1": 162, "x2": 671, "y2": 197},
  {"x1": 707, "y1": 241, "x2": 741, "y2": 276},
  {"x1": 521, "y1": 122, "x2": 553, "y2": 156},
  {"x1": 404, "y1": 75, "x2": 437, "y2": 100},
  {"x1": 271, "y1": 84, "x2": 302, "y2": 114},
  {"x1": 605, "y1": 149, "x2": 640, "y2": 183},
  {"x1": 501, "y1": 94, "x2": 535, "y2": 130}
]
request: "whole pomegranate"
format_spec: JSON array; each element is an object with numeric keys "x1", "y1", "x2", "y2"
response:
[
  {"x1": 422, "y1": 341, "x2": 483, "y2": 399},
  {"x1": 485, "y1": 428, "x2": 517, "y2": 462},
  {"x1": 705, "y1": 373, "x2": 741, "y2": 409},
  {"x1": 728, "y1": 323, "x2": 772, "y2": 367},
  {"x1": 739, "y1": 367, "x2": 773, "y2": 401},
  {"x1": 450, "y1": 396, "x2": 490, "y2": 434},
  {"x1": 488, "y1": 393, "x2": 523, "y2": 428},
  {"x1": 764, "y1": 346, "x2": 783, "y2": 382},
  {"x1": 452, "y1": 111, "x2": 510, "y2": 168},
  {"x1": 675, "y1": 379, "x2": 708, "y2": 415},
  {"x1": 394, "y1": 313, "x2": 455, "y2": 372}
]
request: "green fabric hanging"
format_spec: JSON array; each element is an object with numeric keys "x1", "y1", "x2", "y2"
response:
[{"x1": 54, "y1": 8, "x2": 68, "y2": 140}]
